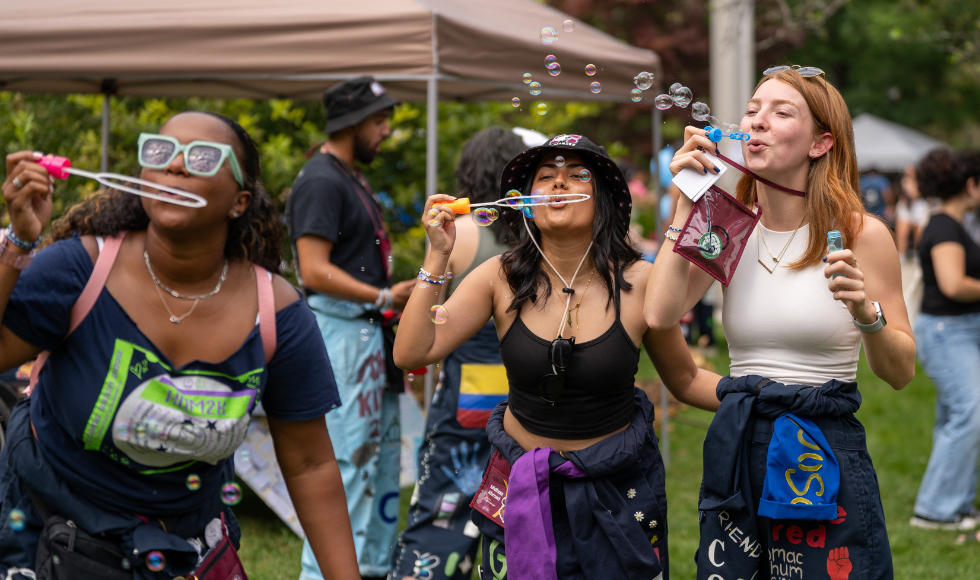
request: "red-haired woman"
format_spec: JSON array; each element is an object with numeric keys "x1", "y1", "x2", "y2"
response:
[{"x1": 645, "y1": 67, "x2": 915, "y2": 579}]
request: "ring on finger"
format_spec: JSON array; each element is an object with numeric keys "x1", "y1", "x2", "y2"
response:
[{"x1": 11, "y1": 176, "x2": 23, "y2": 189}]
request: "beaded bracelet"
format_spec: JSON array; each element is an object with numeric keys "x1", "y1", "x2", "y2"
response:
[
  {"x1": 664, "y1": 230, "x2": 679, "y2": 242},
  {"x1": 667, "y1": 225, "x2": 682, "y2": 234},
  {"x1": 4, "y1": 227, "x2": 40, "y2": 251},
  {"x1": 418, "y1": 267, "x2": 454, "y2": 285}
]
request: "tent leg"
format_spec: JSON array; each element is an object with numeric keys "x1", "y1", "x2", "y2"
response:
[
  {"x1": 425, "y1": 77, "x2": 438, "y2": 198},
  {"x1": 100, "y1": 92, "x2": 110, "y2": 173}
]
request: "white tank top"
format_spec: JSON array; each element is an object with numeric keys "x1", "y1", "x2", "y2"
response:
[{"x1": 723, "y1": 223, "x2": 862, "y2": 387}]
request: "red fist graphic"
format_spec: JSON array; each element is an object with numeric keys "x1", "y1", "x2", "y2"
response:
[{"x1": 827, "y1": 546, "x2": 852, "y2": 580}]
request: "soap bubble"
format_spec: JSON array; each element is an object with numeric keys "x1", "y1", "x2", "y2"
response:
[
  {"x1": 121, "y1": 559, "x2": 131, "y2": 570},
  {"x1": 633, "y1": 72, "x2": 654, "y2": 91},
  {"x1": 114, "y1": 422, "x2": 130, "y2": 441},
  {"x1": 473, "y1": 207, "x2": 499, "y2": 226},
  {"x1": 555, "y1": 155, "x2": 565, "y2": 167},
  {"x1": 238, "y1": 449, "x2": 250, "y2": 463},
  {"x1": 563, "y1": 20, "x2": 574, "y2": 32},
  {"x1": 590, "y1": 82, "x2": 601, "y2": 94},
  {"x1": 221, "y1": 482, "x2": 242, "y2": 505},
  {"x1": 359, "y1": 328, "x2": 370, "y2": 341},
  {"x1": 429, "y1": 305, "x2": 449, "y2": 324},
  {"x1": 692, "y1": 102, "x2": 710, "y2": 122},
  {"x1": 9, "y1": 509, "x2": 25, "y2": 531},
  {"x1": 416, "y1": 279, "x2": 429, "y2": 289},
  {"x1": 505, "y1": 190, "x2": 525, "y2": 208},
  {"x1": 512, "y1": 97, "x2": 520, "y2": 107},
  {"x1": 548, "y1": 63, "x2": 561, "y2": 77},
  {"x1": 669, "y1": 82, "x2": 682, "y2": 95},
  {"x1": 522, "y1": 205, "x2": 536, "y2": 219},
  {"x1": 585, "y1": 64, "x2": 596, "y2": 76},
  {"x1": 529, "y1": 81, "x2": 542, "y2": 96},
  {"x1": 186, "y1": 474, "x2": 202, "y2": 491},
  {"x1": 536, "y1": 103, "x2": 548, "y2": 115},
  {"x1": 523, "y1": 73, "x2": 532, "y2": 84},
  {"x1": 540, "y1": 27, "x2": 558, "y2": 45},
  {"x1": 654, "y1": 94, "x2": 673, "y2": 110},
  {"x1": 427, "y1": 207, "x2": 440, "y2": 226},
  {"x1": 630, "y1": 88, "x2": 643, "y2": 102},
  {"x1": 408, "y1": 373, "x2": 415, "y2": 381},
  {"x1": 544, "y1": 55, "x2": 557, "y2": 65},
  {"x1": 136, "y1": 423, "x2": 147, "y2": 438},
  {"x1": 146, "y1": 551, "x2": 166, "y2": 572},
  {"x1": 670, "y1": 86, "x2": 693, "y2": 107},
  {"x1": 446, "y1": 272, "x2": 453, "y2": 280},
  {"x1": 579, "y1": 169, "x2": 592, "y2": 182}
]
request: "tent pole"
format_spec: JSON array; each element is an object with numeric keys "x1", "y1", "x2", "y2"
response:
[
  {"x1": 100, "y1": 91, "x2": 110, "y2": 173},
  {"x1": 423, "y1": 75, "x2": 439, "y2": 415}
]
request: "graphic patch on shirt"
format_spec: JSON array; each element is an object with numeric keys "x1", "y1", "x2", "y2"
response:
[{"x1": 85, "y1": 339, "x2": 262, "y2": 471}]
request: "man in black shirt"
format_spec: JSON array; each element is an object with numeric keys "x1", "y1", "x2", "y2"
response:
[{"x1": 288, "y1": 77, "x2": 414, "y2": 580}]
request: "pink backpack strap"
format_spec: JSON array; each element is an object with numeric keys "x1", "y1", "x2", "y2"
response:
[
  {"x1": 253, "y1": 264, "x2": 277, "y2": 364},
  {"x1": 28, "y1": 232, "x2": 127, "y2": 395}
]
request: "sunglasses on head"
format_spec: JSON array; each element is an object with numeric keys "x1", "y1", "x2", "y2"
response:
[
  {"x1": 138, "y1": 133, "x2": 244, "y2": 188},
  {"x1": 539, "y1": 336, "x2": 575, "y2": 405},
  {"x1": 763, "y1": 65, "x2": 825, "y2": 78}
]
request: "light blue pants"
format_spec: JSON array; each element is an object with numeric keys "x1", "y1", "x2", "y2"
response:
[
  {"x1": 913, "y1": 312, "x2": 980, "y2": 521},
  {"x1": 300, "y1": 294, "x2": 400, "y2": 579}
]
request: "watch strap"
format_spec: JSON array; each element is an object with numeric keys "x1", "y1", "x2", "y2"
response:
[
  {"x1": 0, "y1": 231, "x2": 33, "y2": 270},
  {"x1": 852, "y1": 301, "x2": 886, "y2": 333}
]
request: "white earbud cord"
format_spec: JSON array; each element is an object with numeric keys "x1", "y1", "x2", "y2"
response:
[{"x1": 522, "y1": 216, "x2": 593, "y2": 373}]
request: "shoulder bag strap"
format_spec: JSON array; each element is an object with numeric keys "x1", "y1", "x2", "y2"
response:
[
  {"x1": 253, "y1": 265, "x2": 277, "y2": 364},
  {"x1": 27, "y1": 232, "x2": 127, "y2": 395}
]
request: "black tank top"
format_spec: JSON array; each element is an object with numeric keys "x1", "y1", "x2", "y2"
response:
[{"x1": 499, "y1": 284, "x2": 640, "y2": 439}]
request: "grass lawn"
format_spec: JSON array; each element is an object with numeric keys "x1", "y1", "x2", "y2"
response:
[{"x1": 236, "y1": 337, "x2": 978, "y2": 579}]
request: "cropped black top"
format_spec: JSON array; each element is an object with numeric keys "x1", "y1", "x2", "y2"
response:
[{"x1": 499, "y1": 287, "x2": 640, "y2": 439}]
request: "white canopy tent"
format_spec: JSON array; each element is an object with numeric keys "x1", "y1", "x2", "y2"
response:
[{"x1": 852, "y1": 113, "x2": 945, "y2": 173}]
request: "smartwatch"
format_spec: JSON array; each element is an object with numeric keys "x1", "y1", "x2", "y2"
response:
[{"x1": 852, "y1": 301, "x2": 886, "y2": 333}]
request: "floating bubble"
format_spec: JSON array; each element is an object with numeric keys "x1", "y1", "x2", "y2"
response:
[
  {"x1": 585, "y1": 64, "x2": 596, "y2": 76},
  {"x1": 505, "y1": 190, "x2": 525, "y2": 208},
  {"x1": 146, "y1": 551, "x2": 166, "y2": 572},
  {"x1": 522, "y1": 205, "x2": 536, "y2": 219},
  {"x1": 238, "y1": 449, "x2": 250, "y2": 463},
  {"x1": 408, "y1": 373, "x2": 415, "y2": 381},
  {"x1": 512, "y1": 97, "x2": 521, "y2": 107},
  {"x1": 9, "y1": 509, "x2": 25, "y2": 531},
  {"x1": 630, "y1": 88, "x2": 643, "y2": 102},
  {"x1": 186, "y1": 474, "x2": 201, "y2": 491},
  {"x1": 221, "y1": 482, "x2": 242, "y2": 505},
  {"x1": 548, "y1": 63, "x2": 561, "y2": 77},
  {"x1": 692, "y1": 101, "x2": 710, "y2": 122},
  {"x1": 670, "y1": 86, "x2": 693, "y2": 107},
  {"x1": 446, "y1": 272, "x2": 453, "y2": 280},
  {"x1": 53, "y1": 555, "x2": 60, "y2": 565},
  {"x1": 563, "y1": 20, "x2": 574, "y2": 32},
  {"x1": 654, "y1": 94, "x2": 673, "y2": 110},
  {"x1": 360, "y1": 266, "x2": 365, "y2": 272},
  {"x1": 669, "y1": 82, "x2": 683, "y2": 95},
  {"x1": 523, "y1": 73, "x2": 532, "y2": 84},
  {"x1": 429, "y1": 305, "x2": 449, "y2": 325},
  {"x1": 634, "y1": 72, "x2": 654, "y2": 91},
  {"x1": 416, "y1": 279, "x2": 430, "y2": 289},
  {"x1": 536, "y1": 103, "x2": 548, "y2": 115},
  {"x1": 529, "y1": 81, "x2": 542, "y2": 96},
  {"x1": 545, "y1": 55, "x2": 557, "y2": 65},
  {"x1": 427, "y1": 207, "x2": 440, "y2": 226},
  {"x1": 473, "y1": 207, "x2": 499, "y2": 226},
  {"x1": 136, "y1": 423, "x2": 147, "y2": 438},
  {"x1": 114, "y1": 422, "x2": 130, "y2": 441},
  {"x1": 555, "y1": 155, "x2": 565, "y2": 167},
  {"x1": 540, "y1": 27, "x2": 558, "y2": 45},
  {"x1": 359, "y1": 328, "x2": 370, "y2": 341},
  {"x1": 121, "y1": 559, "x2": 132, "y2": 570},
  {"x1": 146, "y1": 419, "x2": 162, "y2": 439},
  {"x1": 590, "y1": 82, "x2": 601, "y2": 94},
  {"x1": 579, "y1": 169, "x2": 592, "y2": 182}
]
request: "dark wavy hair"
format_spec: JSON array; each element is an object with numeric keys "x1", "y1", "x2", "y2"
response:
[
  {"x1": 500, "y1": 157, "x2": 640, "y2": 314},
  {"x1": 917, "y1": 148, "x2": 980, "y2": 201},
  {"x1": 49, "y1": 112, "x2": 284, "y2": 272},
  {"x1": 454, "y1": 127, "x2": 526, "y2": 245}
]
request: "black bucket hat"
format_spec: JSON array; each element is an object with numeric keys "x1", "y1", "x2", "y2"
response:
[
  {"x1": 323, "y1": 76, "x2": 400, "y2": 134},
  {"x1": 499, "y1": 134, "x2": 632, "y2": 234}
]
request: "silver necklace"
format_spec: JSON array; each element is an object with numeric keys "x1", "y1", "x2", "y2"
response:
[{"x1": 144, "y1": 250, "x2": 229, "y2": 324}]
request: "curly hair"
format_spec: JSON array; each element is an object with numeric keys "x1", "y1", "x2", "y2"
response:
[
  {"x1": 916, "y1": 149, "x2": 980, "y2": 201},
  {"x1": 49, "y1": 112, "x2": 284, "y2": 272},
  {"x1": 454, "y1": 127, "x2": 527, "y2": 245}
]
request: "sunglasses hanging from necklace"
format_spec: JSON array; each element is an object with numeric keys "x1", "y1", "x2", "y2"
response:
[{"x1": 37, "y1": 155, "x2": 208, "y2": 208}]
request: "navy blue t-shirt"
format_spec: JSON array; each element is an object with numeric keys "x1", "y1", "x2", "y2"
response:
[{"x1": 2, "y1": 236, "x2": 342, "y2": 516}]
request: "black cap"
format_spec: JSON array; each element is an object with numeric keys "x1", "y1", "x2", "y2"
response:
[
  {"x1": 322, "y1": 76, "x2": 400, "y2": 134},
  {"x1": 499, "y1": 134, "x2": 632, "y2": 234}
]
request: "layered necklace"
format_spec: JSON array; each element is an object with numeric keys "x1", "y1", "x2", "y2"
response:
[
  {"x1": 757, "y1": 213, "x2": 807, "y2": 274},
  {"x1": 144, "y1": 250, "x2": 230, "y2": 323},
  {"x1": 553, "y1": 267, "x2": 596, "y2": 330}
]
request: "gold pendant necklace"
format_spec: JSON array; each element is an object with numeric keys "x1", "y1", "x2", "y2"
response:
[
  {"x1": 558, "y1": 267, "x2": 596, "y2": 330},
  {"x1": 758, "y1": 214, "x2": 807, "y2": 273}
]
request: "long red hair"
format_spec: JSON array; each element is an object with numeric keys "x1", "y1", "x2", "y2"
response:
[{"x1": 735, "y1": 69, "x2": 865, "y2": 268}]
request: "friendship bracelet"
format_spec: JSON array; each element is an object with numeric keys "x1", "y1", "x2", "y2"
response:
[
  {"x1": 667, "y1": 225, "x2": 683, "y2": 234},
  {"x1": 417, "y1": 267, "x2": 454, "y2": 285},
  {"x1": 664, "y1": 230, "x2": 679, "y2": 242},
  {"x1": 4, "y1": 227, "x2": 40, "y2": 251}
]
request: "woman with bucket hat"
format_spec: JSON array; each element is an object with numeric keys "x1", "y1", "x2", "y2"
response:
[{"x1": 394, "y1": 134, "x2": 723, "y2": 579}]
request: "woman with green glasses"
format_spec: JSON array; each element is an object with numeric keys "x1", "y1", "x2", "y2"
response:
[{"x1": 0, "y1": 112, "x2": 359, "y2": 579}]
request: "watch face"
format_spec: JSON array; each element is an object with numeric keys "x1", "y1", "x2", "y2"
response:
[{"x1": 876, "y1": 302, "x2": 887, "y2": 325}]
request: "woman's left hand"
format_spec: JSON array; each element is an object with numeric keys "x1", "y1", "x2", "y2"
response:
[{"x1": 825, "y1": 249, "x2": 878, "y2": 324}]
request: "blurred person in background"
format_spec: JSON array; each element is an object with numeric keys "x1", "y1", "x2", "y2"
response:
[
  {"x1": 287, "y1": 77, "x2": 414, "y2": 580},
  {"x1": 910, "y1": 149, "x2": 980, "y2": 531},
  {"x1": 859, "y1": 170, "x2": 892, "y2": 223},
  {"x1": 896, "y1": 164, "x2": 931, "y2": 325},
  {"x1": 391, "y1": 127, "x2": 525, "y2": 580}
]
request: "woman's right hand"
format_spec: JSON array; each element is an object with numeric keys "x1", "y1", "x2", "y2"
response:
[
  {"x1": 423, "y1": 194, "x2": 457, "y2": 257},
  {"x1": 3, "y1": 151, "x2": 54, "y2": 243}
]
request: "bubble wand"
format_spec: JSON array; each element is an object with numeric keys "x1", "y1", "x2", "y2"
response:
[
  {"x1": 37, "y1": 155, "x2": 208, "y2": 208},
  {"x1": 429, "y1": 190, "x2": 591, "y2": 225}
]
